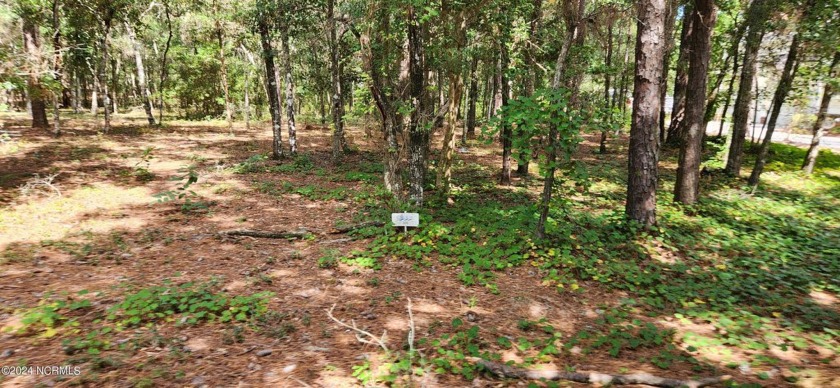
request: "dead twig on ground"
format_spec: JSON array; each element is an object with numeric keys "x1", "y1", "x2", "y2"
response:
[
  {"x1": 218, "y1": 228, "x2": 312, "y2": 239},
  {"x1": 331, "y1": 221, "x2": 385, "y2": 233},
  {"x1": 471, "y1": 358, "x2": 731, "y2": 387},
  {"x1": 18, "y1": 173, "x2": 61, "y2": 198},
  {"x1": 326, "y1": 304, "x2": 389, "y2": 352}
]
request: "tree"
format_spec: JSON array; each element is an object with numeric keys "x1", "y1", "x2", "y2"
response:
[
  {"x1": 625, "y1": 0, "x2": 666, "y2": 228},
  {"x1": 665, "y1": 4, "x2": 692, "y2": 146},
  {"x1": 213, "y1": 0, "x2": 233, "y2": 131},
  {"x1": 17, "y1": 1, "x2": 50, "y2": 128},
  {"x1": 674, "y1": 0, "x2": 717, "y2": 204},
  {"x1": 535, "y1": 0, "x2": 588, "y2": 238},
  {"x1": 725, "y1": 0, "x2": 771, "y2": 176},
  {"x1": 803, "y1": 51, "x2": 839, "y2": 173},
  {"x1": 327, "y1": 0, "x2": 346, "y2": 158},
  {"x1": 254, "y1": 4, "x2": 283, "y2": 158},
  {"x1": 125, "y1": 22, "x2": 155, "y2": 125}
]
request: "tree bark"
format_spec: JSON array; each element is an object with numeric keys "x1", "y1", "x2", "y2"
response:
[
  {"x1": 717, "y1": 48, "x2": 740, "y2": 137},
  {"x1": 625, "y1": 0, "x2": 666, "y2": 228},
  {"x1": 407, "y1": 6, "x2": 427, "y2": 205},
  {"x1": 258, "y1": 19, "x2": 284, "y2": 159},
  {"x1": 802, "y1": 51, "x2": 840, "y2": 174},
  {"x1": 674, "y1": 0, "x2": 717, "y2": 204},
  {"x1": 725, "y1": 0, "x2": 769, "y2": 176},
  {"x1": 665, "y1": 6, "x2": 693, "y2": 146},
  {"x1": 281, "y1": 30, "x2": 297, "y2": 155},
  {"x1": 126, "y1": 23, "x2": 156, "y2": 125},
  {"x1": 519, "y1": 0, "x2": 542, "y2": 174},
  {"x1": 22, "y1": 18, "x2": 49, "y2": 128},
  {"x1": 748, "y1": 32, "x2": 802, "y2": 185}
]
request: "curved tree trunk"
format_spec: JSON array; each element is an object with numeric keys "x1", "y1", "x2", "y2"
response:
[
  {"x1": 625, "y1": 0, "x2": 666, "y2": 228},
  {"x1": 674, "y1": 0, "x2": 717, "y2": 204},
  {"x1": 748, "y1": 32, "x2": 802, "y2": 186},
  {"x1": 126, "y1": 23, "x2": 156, "y2": 125},
  {"x1": 802, "y1": 51, "x2": 839, "y2": 174}
]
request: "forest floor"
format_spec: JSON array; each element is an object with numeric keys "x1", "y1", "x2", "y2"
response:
[{"x1": 0, "y1": 111, "x2": 838, "y2": 388}]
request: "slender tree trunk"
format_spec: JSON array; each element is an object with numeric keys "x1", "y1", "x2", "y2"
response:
[
  {"x1": 111, "y1": 58, "x2": 119, "y2": 114},
  {"x1": 100, "y1": 18, "x2": 112, "y2": 132},
  {"x1": 748, "y1": 33, "x2": 802, "y2": 185},
  {"x1": 617, "y1": 28, "x2": 632, "y2": 117},
  {"x1": 658, "y1": 0, "x2": 678, "y2": 143},
  {"x1": 499, "y1": 38, "x2": 512, "y2": 185},
  {"x1": 626, "y1": 0, "x2": 666, "y2": 228},
  {"x1": 600, "y1": 17, "x2": 614, "y2": 154},
  {"x1": 717, "y1": 50, "x2": 740, "y2": 137},
  {"x1": 51, "y1": 0, "x2": 62, "y2": 135},
  {"x1": 519, "y1": 0, "x2": 542, "y2": 174},
  {"x1": 536, "y1": 0, "x2": 587, "y2": 238},
  {"x1": 89, "y1": 60, "x2": 99, "y2": 115},
  {"x1": 244, "y1": 71, "x2": 250, "y2": 130},
  {"x1": 704, "y1": 25, "x2": 744, "y2": 130},
  {"x1": 328, "y1": 0, "x2": 346, "y2": 158},
  {"x1": 674, "y1": 0, "x2": 716, "y2": 204},
  {"x1": 665, "y1": 7, "x2": 693, "y2": 146},
  {"x1": 158, "y1": 1, "x2": 172, "y2": 125},
  {"x1": 72, "y1": 71, "x2": 80, "y2": 113},
  {"x1": 22, "y1": 18, "x2": 49, "y2": 128},
  {"x1": 126, "y1": 23, "x2": 155, "y2": 125},
  {"x1": 466, "y1": 54, "x2": 478, "y2": 140},
  {"x1": 258, "y1": 20, "x2": 283, "y2": 159},
  {"x1": 214, "y1": 1, "x2": 233, "y2": 131},
  {"x1": 280, "y1": 30, "x2": 297, "y2": 155},
  {"x1": 726, "y1": 0, "x2": 769, "y2": 176},
  {"x1": 803, "y1": 51, "x2": 839, "y2": 174}
]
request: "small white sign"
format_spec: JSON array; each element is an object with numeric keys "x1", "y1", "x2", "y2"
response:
[{"x1": 391, "y1": 213, "x2": 420, "y2": 227}]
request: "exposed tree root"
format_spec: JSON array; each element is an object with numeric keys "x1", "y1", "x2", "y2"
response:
[
  {"x1": 218, "y1": 228, "x2": 312, "y2": 239},
  {"x1": 331, "y1": 221, "x2": 385, "y2": 233},
  {"x1": 471, "y1": 359, "x2": 731, "y2": 388}
]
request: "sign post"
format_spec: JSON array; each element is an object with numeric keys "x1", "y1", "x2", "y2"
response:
[{"x1": 391, "y1": 212, "x2": 420, "y2": 234}]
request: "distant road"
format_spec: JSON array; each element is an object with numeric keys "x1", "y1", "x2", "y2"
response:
[{"x1": 707, "y1": 121, "x2": 840, "y2": 152}]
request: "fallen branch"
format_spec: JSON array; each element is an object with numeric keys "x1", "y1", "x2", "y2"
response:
[
  {"x1": 326, "y1": 304, "x2": 389, "y2": 352},
  {"x1": 219, "y1": 228, "x2": 312, "y2": 239},
  {"x1": 331, "y1": 221, "x2": 385, "y2": 234},
  {"x1": 471, "y1": 359, "x2": 731, "y2": 388}
]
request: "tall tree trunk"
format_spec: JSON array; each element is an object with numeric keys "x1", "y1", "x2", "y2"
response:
[
  {"x1": 328, "y1": 0, "x2": 346, "y2": 158},
  {"x1": 658, "y1": 0, "x2": 678, "y2": 143},
  {"x1": 258, "y1": 19, "x2": 283, "y2": 159},
  {"x1": 281, "y1": 30, "x2": 297, "y2": 155},
  {"x1": 407, "y1": 6, "x2": 427, "y2": 205},
  {"x1": 674, "y1": 0, "x2": 717, "y2": 204},
  {"x1": 214, "y1": 1, "x2": 233, "y2": 131},
  {"x1": 717, "y1": 49, "x2": 740, "y2": 137},
  {"x1": 244, "y1": 71, "x2": 250, "y2": 130},
  {"x1": 465, "y1": 54, "x2": 479, "y2": 141},
  {"x1": 803, "y1": 51, "x2": 839, "y2": 174},
  {"x1": 617, "y1": 27, "x2": 632, "y2": 117},
  {"x1": 704, "y1": 25, "x2": 744, "y2": 130},
  {"x1": 536, "y1": 0, "x2": 587, "y2": 238},
  {"x1": 626, "y1": 0, "x2": 666, "y2": 228},
  {"x1": 665, "y1": 7, "x2": 693, "y2": 146},
  {"x1": 89, "y1": 59, "x2": 99, "y2": 115},
  {"x1": 72, "y1": 71, "x2": 80, "y2": 113},
  {"x1": 126, "y1": 23, "x2": 155, "y2": 125},
  {"x1": 725, "y1": 0, "x2": 769, "y2": 176},
  {"x1": 100, "y1": 18, "x2": 112, "y2": 132},
  {"x1": 519, "y1": 0, "x2": 542, "y2": 174},
  {"x1": 111, "y1": 58, "x2": 119, "y2": 114},
  {"x1": 748, "y1": 32, "x2": 802, "y2": 185},
  {"x1": 499, "y1": 38, "x2": 512, "y2": 185},
  {"x1": 600, "y1": 17, "x2": 615, "y2": 154},
  {"x1": 51, "y1": 0, "x2": 62, "y2": 136},
  {"x1": 22, "y1": 18, "x2": 49, "y2": 128},
  {"x1": 158, "y1": 1, "x2": 172, "y2": 125}
]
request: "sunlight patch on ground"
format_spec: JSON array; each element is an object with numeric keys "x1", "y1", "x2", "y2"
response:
[
  {"x1": 0, "y1": 183, "x2": 151, "y2": 250},
  {"x1": 809, "y1": 290, "x2": 838, "y2": 307}
]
